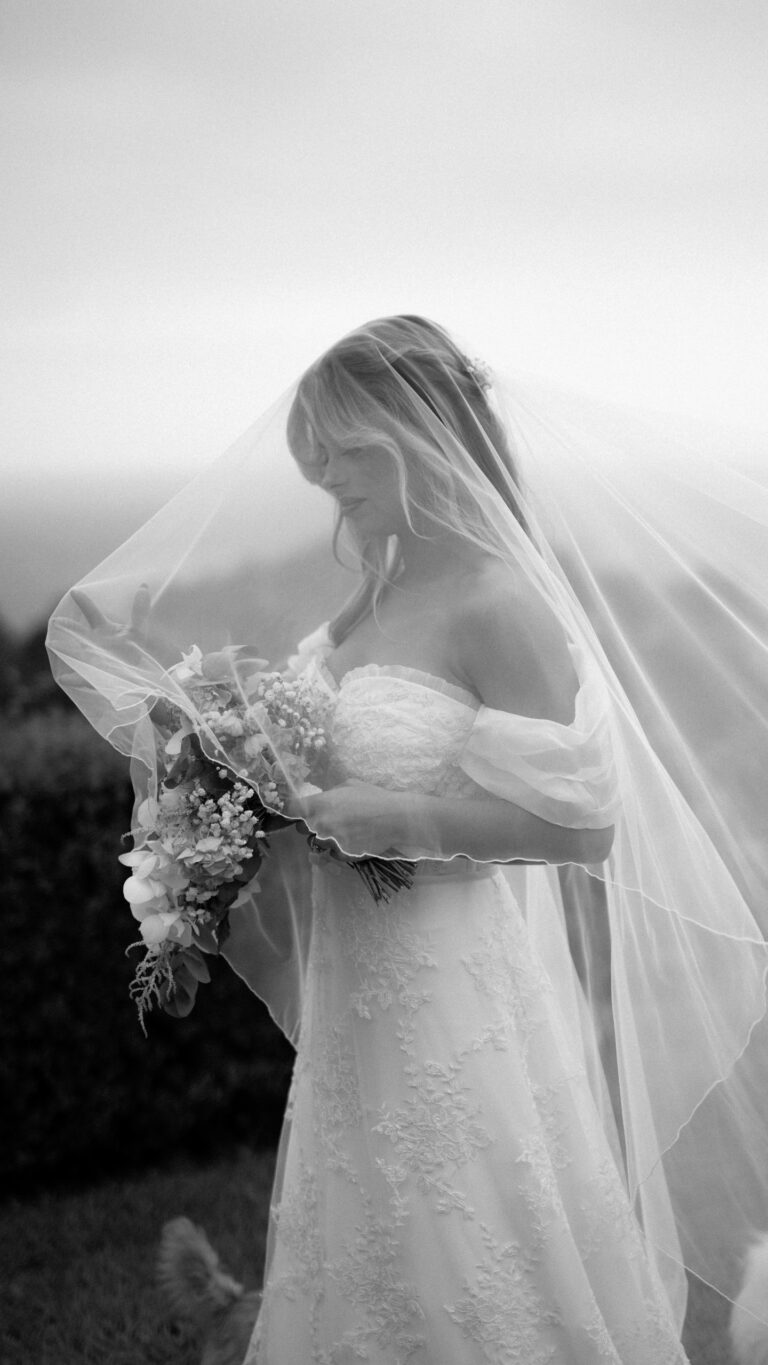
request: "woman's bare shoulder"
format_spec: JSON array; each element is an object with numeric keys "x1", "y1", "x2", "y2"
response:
[
  {"x1": 454, "y1": 557, "x2": 527, "y2": 610},
  {"x1": 450, "y1": 560, "x2": 577, "y2": 721},
  {"x1": 452, "y1": 559, "x2": 556, "y2": 641}
]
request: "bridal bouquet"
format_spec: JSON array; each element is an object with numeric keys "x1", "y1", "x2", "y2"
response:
[{"x1": 120, "y1": 645, "x2": 414, "y2": 1027}]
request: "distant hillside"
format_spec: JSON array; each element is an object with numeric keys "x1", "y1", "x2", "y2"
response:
[
  {"x1": 2, "y1": 472, "x2": 190, "y2": 632},
  {"x1": 151, "y1": 542, "x2": 356, "y2": 663}
]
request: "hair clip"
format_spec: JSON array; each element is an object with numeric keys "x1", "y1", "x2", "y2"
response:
[{"x1": 465, "y1": 356, "x2": 493, "y2": 392}]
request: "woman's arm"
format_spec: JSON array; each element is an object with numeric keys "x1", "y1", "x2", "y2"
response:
[
  {"x1": 294, "y1": 780, "x2": 614, "y2": 866},
  {"x1": 396, "y1": 789, "x2": 614, "y2": 864}
]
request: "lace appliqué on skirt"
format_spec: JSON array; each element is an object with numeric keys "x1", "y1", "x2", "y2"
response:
[{"x1": 247, "y1": 673, "x2": 687, "y2": 1363}]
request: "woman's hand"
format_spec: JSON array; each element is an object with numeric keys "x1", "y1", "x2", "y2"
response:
[
  {"x1": 70, "y1": 583, "x2": 153, "y2": 658},
  {"x1": 52, "y1": 583, "x2": 156, "y2": 695},
  {"x1": 287, "y1": 780, "x2": 404, "y2": 858}
]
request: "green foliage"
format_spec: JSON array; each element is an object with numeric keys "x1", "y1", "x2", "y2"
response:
[{"x1": 1, "y1": 705, "x2": 292, "y2": 1191}]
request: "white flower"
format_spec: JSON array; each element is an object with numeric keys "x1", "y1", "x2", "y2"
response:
[
  {"x1": 244, "y1": 733, "x2": 269, "y2": 761},
  {"x1": 243, "y1": 702, "x2": 269, "y2": 730},
  {"x1": 123, "y1": 873, "x2": 169, "y2": 906},
  {"x1": 285, "y1": 622, "x2": 332, "y2": 677},
  {"x1": 195, "y1": 835, "x2": 222, "y2": 853},
  {"x1": 168, "y1": 645, "x2": 204, "y2": 685},
  {"x1": 139, "y1": 911, "x2": 181, "y2": 945},
  {"x1": 169, "y1": 919, "x2": 194, "y2": 948},
  {"x1": 118, "y1": 847, "x2": 144, "y2": 869},
  {"x1": 120, "y1": 844, "x2": 189, "y2": 906},
  {"x1": 118, "y1": 847, "x2": 160, "y2": 876},
  {"x1": 207, "y1": 712, "x2": 244, "y2": 738},
  {"x1": 157, "y1": 786, "x2": 188, "y2": 814}
]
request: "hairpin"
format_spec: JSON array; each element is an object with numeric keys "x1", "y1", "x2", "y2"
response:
[{"x1": 465, "y1": 356, "x2": 493, "y2": 392}]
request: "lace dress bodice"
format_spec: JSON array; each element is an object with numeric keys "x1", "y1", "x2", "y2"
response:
[
  {"x1": 317, "y1": 660, "x2": 483, "y2": 799},
  {"x1": 294, "y1": 621, "x2": 621, "y2": 834}
]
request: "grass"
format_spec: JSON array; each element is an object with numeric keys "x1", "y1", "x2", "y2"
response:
[
  {"x1": 0, "y1": 1147, "x2": 275, "y2": 1365},
  {"x1": 0, "y1": 1146, "x2": 739, "y2": 1365},
  {"x1": 683, "y1": 1272, "x2": 737, "y2": 1365}
]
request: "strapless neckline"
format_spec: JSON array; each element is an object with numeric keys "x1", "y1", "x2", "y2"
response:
[{"x1": 317, "y1": 658, "x2": 481, "y2": 712}]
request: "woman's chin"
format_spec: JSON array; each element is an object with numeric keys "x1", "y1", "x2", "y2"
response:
[{"x1": 344, "y1": 511, "x2": 395, "y2": 537}]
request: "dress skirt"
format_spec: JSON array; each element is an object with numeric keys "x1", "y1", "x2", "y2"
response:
[{"x1": 245, "y1": 860, "x2": 688, "y2": 1365}]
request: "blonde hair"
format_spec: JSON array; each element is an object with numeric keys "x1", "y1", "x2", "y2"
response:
[{"x1": 287, "y1": 315, "x2": 528, "y2": 644}]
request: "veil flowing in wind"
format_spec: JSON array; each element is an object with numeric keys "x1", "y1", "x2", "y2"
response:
[{"x1": 48, "y1": 316, "x2": 768, "y2": 1335}]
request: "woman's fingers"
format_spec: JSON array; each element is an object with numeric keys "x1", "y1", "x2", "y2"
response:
[
  {"x1": 286, "y1": 802, "x2": 340, "y2": 851},
  {"x1": 311, "y1": 835, "x2": 343, "y2": 857},
  {"x1": 286, "y1": 784, "x2": 387, "y2": 855},
  {"x1": 70, "y1": 588, "x2": 111, "y2": 631},
  {"x1": 69, "y1": 583, "x2": 152, "y2": 646},
  {"x1": 289, "y1": 795, "x2": 337, "y2": 843},
  {"x1": 129, "y1": 583, "x2": 152, "y2": 639}
]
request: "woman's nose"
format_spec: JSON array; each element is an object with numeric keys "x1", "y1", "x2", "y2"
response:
[{"x1": 320, "y1": 463, "x2": 344, "y2": 493}]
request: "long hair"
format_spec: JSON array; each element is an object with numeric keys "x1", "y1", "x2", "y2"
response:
[{"x1": 287, "y1": 315, "x2": 528, "y2": 643}]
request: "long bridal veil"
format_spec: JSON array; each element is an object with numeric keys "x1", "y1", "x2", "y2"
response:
[{"x1": 47, "y1": 316, "x2": 768, "y2": 1332}]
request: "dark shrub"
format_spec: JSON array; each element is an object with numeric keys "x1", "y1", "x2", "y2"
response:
[{"x1": 0, "y1": 708, "x2": 293, "y2": 1193}]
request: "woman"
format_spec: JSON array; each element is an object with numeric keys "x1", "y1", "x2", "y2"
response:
[{"x1": 49, "y1": 317, "x2": 768, "y2": 1362}]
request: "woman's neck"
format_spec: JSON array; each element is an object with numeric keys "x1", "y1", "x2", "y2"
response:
[{"x1": 395, "y1": 527, "x2": 487, "y2": 591}]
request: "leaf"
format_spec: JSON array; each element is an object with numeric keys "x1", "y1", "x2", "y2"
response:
[
  {"x1": 162, "y1": 983, "x2": 197, "y2": 1018},
  {"x1": 158, "y1": 963, "x2": 199, "y2": 1017},
  {"x1": 177, "y1": 946, "x2": 212, "y2": 984}
]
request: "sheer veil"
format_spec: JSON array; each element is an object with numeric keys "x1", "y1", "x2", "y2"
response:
[{"x1": 47, "y1": 316, "x2": 768, "y2": 1331}]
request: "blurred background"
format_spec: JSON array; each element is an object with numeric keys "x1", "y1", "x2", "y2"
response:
[{"x1": 2, "y1": 0, "x2": 768, "y2": 1285}]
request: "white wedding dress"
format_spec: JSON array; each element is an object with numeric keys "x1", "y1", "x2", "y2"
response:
[{"x1": 244, "y1": 644, "x2": 689, "y2": 1364}]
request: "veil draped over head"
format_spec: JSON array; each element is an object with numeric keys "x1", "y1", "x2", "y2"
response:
[{"x1": 48, "y1": 316, "x2": 768, "y2": 1331}]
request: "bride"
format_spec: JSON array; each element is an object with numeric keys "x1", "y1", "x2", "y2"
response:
[{"x1": 48, "y1": 316, "x2": 768, "y2": 1362}]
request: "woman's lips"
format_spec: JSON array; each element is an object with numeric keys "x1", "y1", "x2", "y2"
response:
[{"x1": 338, "y1": 497, "x2": 366, "y2": 514}]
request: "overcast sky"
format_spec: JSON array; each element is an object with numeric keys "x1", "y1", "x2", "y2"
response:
[{"x1": 3, "y1": 0, "x2": 768, "y2": 623}]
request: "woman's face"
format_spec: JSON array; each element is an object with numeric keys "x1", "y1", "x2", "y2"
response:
[{"x1": 314, "y1": 443, "x2": 408, "y2": 538}]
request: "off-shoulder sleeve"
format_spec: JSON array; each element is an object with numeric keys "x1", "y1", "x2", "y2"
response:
[{"x1": 459, "y1": 654, "x2": 621, "y2": 830}]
